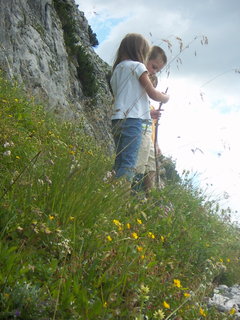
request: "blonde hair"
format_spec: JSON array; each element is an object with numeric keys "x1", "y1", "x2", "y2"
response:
[
  {"x1": 149, "y1": 46, "x2": 167, "y2": 65},
  {"x1": 113, "y1": 33, "x2": 150, "y2": 70}
]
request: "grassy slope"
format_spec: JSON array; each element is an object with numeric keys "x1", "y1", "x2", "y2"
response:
[{"x1": 1, "y1": 74, "x2": 240, "y2": 319}]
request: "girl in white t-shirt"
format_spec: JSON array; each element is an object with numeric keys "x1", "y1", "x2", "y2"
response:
[{"x1": 111, "y1": 33, "x2": 169, "y2": 182}]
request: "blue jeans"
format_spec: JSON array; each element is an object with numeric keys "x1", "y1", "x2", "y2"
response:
[{"x1": 112, "y1": 118, "x2": 143, "y2": 181}]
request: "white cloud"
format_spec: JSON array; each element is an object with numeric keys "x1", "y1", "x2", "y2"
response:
[{"x1": 157, "y1": 77, "x2": 240, "y2": 219}]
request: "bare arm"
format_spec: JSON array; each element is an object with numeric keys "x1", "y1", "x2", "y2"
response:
[{"x1": 139, "y1": 72, "x2": 169, "y2": 103}]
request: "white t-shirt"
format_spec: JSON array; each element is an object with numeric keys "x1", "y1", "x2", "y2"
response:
[{"x1": 110, "y1": 60, "x2": 151, "y2": 120}]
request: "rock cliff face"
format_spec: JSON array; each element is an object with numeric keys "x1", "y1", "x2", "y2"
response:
[{"x1": 0, "y1": 0, "x2": 113, "y2": 150}]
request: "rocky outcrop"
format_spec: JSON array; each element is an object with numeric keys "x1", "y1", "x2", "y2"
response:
[
  {"x1": 0, "y1": 0, "x2": 113, "y2": 150},
  {"x1": 208, "y1": 284, "x2": 240, "y2": 318}
]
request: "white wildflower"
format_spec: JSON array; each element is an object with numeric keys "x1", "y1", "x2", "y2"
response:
[
  {"x1": 153, "y1": 309, "x2": 165, "y2": 319},
  {"x1": 135, "y1": 315, "x2": 148, "y2": 320},
  {"x1": 38, "y1": 179, "x2": 44, "y2": 185},
  {"x1": 49, "y1": 159, "x2": 55, "y2": 165},
  {"x1": 138, "y1": 284, "x2": 150, "y2": 302},
  {"x1": 45, "y1": 176, "x2": 52, "y2": 185},
  {"x1": 103, "y1": 170, "x2": 115, "y2": 182},
  {"x1": 3, "y1": 150, "x2": 11, "y2": 156},
  {"x1": 3, "y1": 141, "x2": 14, "y2": 148},
  {"x1": 139, "y1": 284, "x2": 150, "y2": 295},
  {"x1": 3, "y1": 142, "x2": 10, "y2": 148}
]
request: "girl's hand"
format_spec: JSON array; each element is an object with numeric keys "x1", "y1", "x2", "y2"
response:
[{"x1": 150, "y1": 109, "x2": 161, "y2": 119}]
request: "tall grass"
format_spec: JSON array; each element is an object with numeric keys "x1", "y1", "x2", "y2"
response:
[{"x1": 1, "y1": 74, "x2": 240, "y2": 319}]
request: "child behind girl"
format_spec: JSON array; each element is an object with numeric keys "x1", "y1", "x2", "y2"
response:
[
  {"x1": 110, "y1": 33, "x2": 169, "y2": 182},
  {"x1": 134, "y1": 46, "x2": 168, "y2": 193}
]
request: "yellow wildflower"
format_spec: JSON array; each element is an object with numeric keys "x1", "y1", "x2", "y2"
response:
[
  {"x1": 113, "y1": 219, "x2": 121, "y2": 227},
  {"x1": 126, "y1": 223, "x2": 131, "y2": 229},
  {"x1": 173, "y1": 279, "x2": 181, "y2": 288},
  {"x1": 106, "y1": 235, "x2": 112, "y2": 242},
  {"x1": 163, "y1": 301, "x2": 170, "y2": 309},
  {"x1": 227, "y1": 258, "x2": 231, "y2": 263},
  {"x1": 131, "y1": 232, "x2": 138, "y2": 239},
  {"x1": 69, "y1": 216, "x2": 75, "y2": 221},
  {"x1": 137, "y1": 246, "x2": 143, "y2": 252},
  {"x1": 15, "y1": 156, "x2": 20, "y2": 159},
  {"x1": 148, "y1": 232, "x2": 155, "y2": 239},
  {"x1": 184, "y1": 292, "x2": 191, "y2": 298},
  {"x1": 49, "y1": 215, "x2": 54, "y2": 220},
  {"x1": 48, "y1": 131, "x2": 54, "y2": 136},
  {"x1": 14, "y1": 99, "x2": 19, "y2": 102},
  {"x1": 113, "y1": 219, "x2": 123, "y2": 231},
  {"x1": 160, "y1": 235, "x2": 165, "y2": 242},
  {"x1": 137, "y1": 218, "x2": 142, "y2": 224},
  {"x1": 140, "y1": 255, "x2": 145, "y2": 260},
  {"x1": 199, "y1": 307, "x2": 206, "y2": 317},
  {"x1": 87, "y1": 150, "x2": 93, "y2": 156},
  {"x1": 229, "y1": 308, "x2": 236, "y2": 315},
  {"x1": 103, "y1": 301, "x2": 108, "y2": 308}
]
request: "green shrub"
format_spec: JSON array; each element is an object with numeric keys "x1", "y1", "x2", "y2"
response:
[
  {"x1": 53, "y1": 0, "x2": 99, "y2": 98},
  {"x1": 53, "y1": 0, "x2": 78, "y2": 52},
  {"x1": 76, "y1": 45, "x2": 98, "y2": 97},
  {"x1": 88, "y1": 25, "x2": 99, "y2": 47}
]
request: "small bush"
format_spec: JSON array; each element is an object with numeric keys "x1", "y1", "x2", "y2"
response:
[
  {"x1": 88, "y1": 25, "x2": 99, "y2": 47},
  {"x1": 53, "y1": 0, "x2": 99, "y2": 98},
  {"x1": 76, "y1": 46, "x2": 98, "y2": 97},
  {"x1": 53, "y1": 0, "x2": 78, "y2": 52}
]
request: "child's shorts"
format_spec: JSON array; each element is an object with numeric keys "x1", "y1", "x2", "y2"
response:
[{"x1": 135, "y1": 130, "x2": 156, "y2": 175}]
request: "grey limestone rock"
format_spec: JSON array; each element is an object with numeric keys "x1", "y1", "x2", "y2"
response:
[
  {"x1": 0, "y1": 0, "x2": 113, "y2": 150},
  {"x1": 208, "y1": 284, "x2": 240, "y2": 318}
]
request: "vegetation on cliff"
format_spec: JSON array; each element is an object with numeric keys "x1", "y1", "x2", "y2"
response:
[
  {"x1": 1, "y1": 74, "x2": 240, "y2": 319},
  {"x1": 53, "y1": 0, "x2": 99, "y2": 98}
]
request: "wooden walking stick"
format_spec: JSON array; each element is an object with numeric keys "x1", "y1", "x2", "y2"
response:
[{"x1": 154, "y1": 87, "x2": 168, "y2": 189}]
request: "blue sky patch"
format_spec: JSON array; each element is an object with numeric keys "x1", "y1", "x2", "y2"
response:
[
  {"x1": 89, "y1": 17, "x2": 126, "y2": 44},
  {"x1": 211, "y1": 99, "x2": 238, "y2": 114}
]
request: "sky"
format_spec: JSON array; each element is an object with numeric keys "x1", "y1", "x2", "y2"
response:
[{"x1": 75, "y1": 0, "x2": 240, "y2": 222}]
